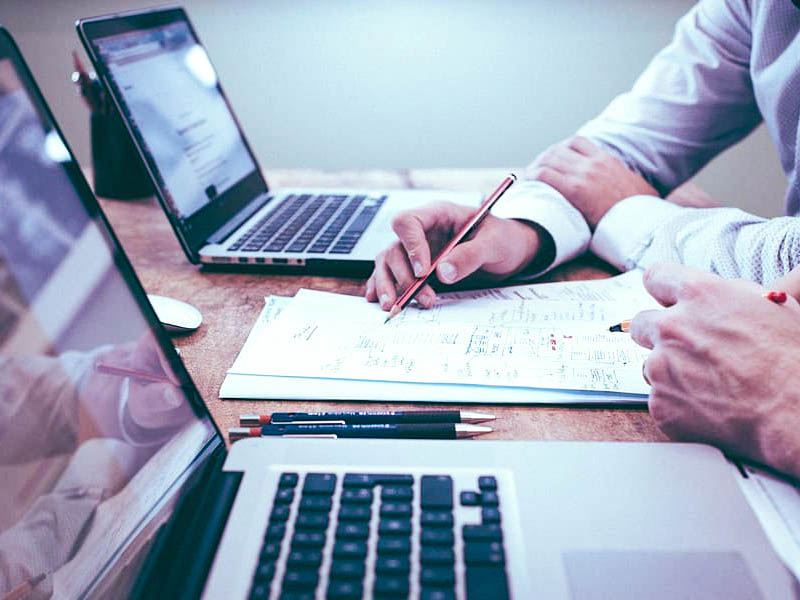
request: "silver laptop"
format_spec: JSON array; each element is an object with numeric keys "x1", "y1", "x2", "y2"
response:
[
  {"x1": 1, "y1": 26, "x2": 794, "y2": 600},
  {"x1": 76, "y1": 6, "x2": 480, "y2": 274}
]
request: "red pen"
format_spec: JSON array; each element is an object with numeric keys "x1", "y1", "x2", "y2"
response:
[{"x1": 384, "y1": 173, "x2": 517, "y2": 323}]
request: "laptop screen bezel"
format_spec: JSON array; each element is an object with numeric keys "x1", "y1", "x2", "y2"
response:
[
  {"x1": 0, "y1": 22, "x2": 227, "y2": 594},
  {"x1": 77, "y1": 6, "x2": 271, "y2": 262}
]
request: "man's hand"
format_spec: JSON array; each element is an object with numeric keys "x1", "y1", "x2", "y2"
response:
[
  {"x1": 629, "y1": 263, "x2": 800, "y2": 480},
  {"x1": 365, "y1": 202, "x2": 544, "y2": 310},
  {"x1": 526, "y1": 136, "x2": 658, "y2": 229},
  {"x1": 81, "y1": 333, "x2": 190, "y2": 439},
  {"x1": 773, "y1": 266, "x2": 800, "y2": 303}
]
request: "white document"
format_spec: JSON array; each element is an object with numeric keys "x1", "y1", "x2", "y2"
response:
[
  {"x1": 221, "y1": 271, "x2": 658, "y2": 403},
  {"x1": 736, "y1": 464, "x2": 800, "y2": 581}
]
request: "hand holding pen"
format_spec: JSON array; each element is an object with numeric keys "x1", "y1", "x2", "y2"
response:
[{"x1": 366, "y1": 173, "x2": 547, "y2": 316}]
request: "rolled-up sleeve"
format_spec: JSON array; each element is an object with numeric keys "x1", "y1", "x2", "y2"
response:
[
  {"x1": 578, "y1": 0, "x2": 761, "y2": 195},
  {"x1": 593, "y1": 195, "x2": 800, "y2": 283}
]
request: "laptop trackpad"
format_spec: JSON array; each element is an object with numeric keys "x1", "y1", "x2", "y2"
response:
[{"x1": 563, "y1": 550, "x2": 763, "y2": 600}]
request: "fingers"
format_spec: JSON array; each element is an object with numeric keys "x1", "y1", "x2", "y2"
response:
[
  {"x1": 641, "y1": 262, "x2": 718, "y2": 308},
  {"x1": 392, "y1": 203, "x2": 469, "y2": 277},
  {"x1": 629, "y1": 309, "x2": 662, "y2": 349},
  {"x1": 772, "y1": 266, "x2": 800, "y2": 303},
  {"x1": 567, "y1": 135, "x2": 600, "y2": 156},
  {"x1": 527, "y1": 165, "x2": 568, "y2": 194},
  {"x1": 128, "y1": 382, "x2": 188, "y2": 429},
  {"x1": 367, "y1": 243, "x2": 436, "y2": 310}
]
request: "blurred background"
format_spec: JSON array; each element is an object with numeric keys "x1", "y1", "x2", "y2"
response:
[{"x1": 0, "y1": 0, "x2": 787, "y2": 217}]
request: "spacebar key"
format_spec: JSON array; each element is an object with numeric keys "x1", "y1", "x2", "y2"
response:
[{"x1": 465, "y1": 565, "x2": 509, "y2": 600}]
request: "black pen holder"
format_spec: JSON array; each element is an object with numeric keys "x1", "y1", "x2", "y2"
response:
[{"x1": 91, "y1": 103, "x2": 154, "y2": 200}]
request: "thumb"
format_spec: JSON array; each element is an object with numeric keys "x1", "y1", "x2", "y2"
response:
[
  {"x1": 436, "y1": 238, "x2": 496, "y2": 284},
  {"x1": 772, "y1": 266, "x2": 800, "y2": 302}
]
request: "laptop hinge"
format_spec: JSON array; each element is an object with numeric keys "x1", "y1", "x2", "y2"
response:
[
  {"x1": 207, "y1": 193, "x2": 271, "y2": 245},
  {"x1": 131, "y1": 444, "x2": 242, "y2": 600}
]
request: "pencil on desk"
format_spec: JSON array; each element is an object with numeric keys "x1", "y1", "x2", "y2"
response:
[
  {"x1": 384, "y1": 173, "x2": 517, "y2": 323},
  {"x1": 240, "y1": 410, "x2": 496, "y2": 426}
]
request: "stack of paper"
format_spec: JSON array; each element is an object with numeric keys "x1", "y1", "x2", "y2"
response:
[{"x1": 220, "y1": 270, "x2": 660, "y2": 404}]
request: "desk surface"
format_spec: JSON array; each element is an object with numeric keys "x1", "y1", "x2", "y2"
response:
[{"x1": 97, "y1": 168, "x2": 666, "y2": 444}]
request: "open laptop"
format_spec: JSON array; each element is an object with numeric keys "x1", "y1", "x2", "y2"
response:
[
  {"x1": 1, "y1": 27, "x2": 796, "y2": 600},
  {"x1": 75, "y1": 6, "x2": 480, "y2": 273}
]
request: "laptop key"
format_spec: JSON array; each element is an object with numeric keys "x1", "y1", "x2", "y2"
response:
[
  {"x1": 373, "y1": 575, "x2": 410, "y2": 596},
  {"x1": 465, "y1": 565, "x2": 510, "y2": 600},
  {"x1": 282, "y1": 569, "x2": 319, "y2": 591},
  {"x1": 421, "y1": 475, "x2": 453, "y2": 509},
  {"x1": 420, "y1": 547, "x2": 455, "y2": 565},
  {"x1": 375, "y1": 556, "x2": 411, "y2": 574},
  {"x1": 377, "y1": 537, "x2": 411, "y2": 555},
  {"x1": 260, "y1": 541, "x2": 281, "y2": 560},
  {"x1": 420, "y1": 566, "x2": 455, "y2": 586},
  {"x1": 421, "y1": 511, "x2": 454, "y2": 528},
  {"x1": 336, "y1": 522, "x2": 369, "y2": 539},
  {"x1": 333, "y1": 540, "x2": 368, "y2": 559},
  {"x1": 478, "y1": 476, "x2": 497, "y2": 490},
  {"x1": 279, "y1": 593, "x2": 314, "y2": 600},
  {"x1": 253, "y1": 562, "x2": 275, "y2": 582},
  {"x1": 291, "y1": 532, "x2": 326, "y2": 548},
  {"x1": 341, "y1": 488, "x2": 372, "y2": 504},
  {"x1": 337, "y1": 505, "x2": 371, "y2": 521},
  {"x1": 299, "y1": 496, "x2": 332, "y2": 512},
  {"x1": 421, "y1": 589, "x2": 455, "y2": 600},
  {"x1": 265, "y1": 524, "x2": 286, "y2": 540},
  {"x1": 379, "y1": 518, "x2": 411, "y2": 536},
  {"x1": 481, "y1": 491, "x2": 499, "y2": 506},
  {"x1": 381, "y1": 486, "x2": 413, "y2": 501},
  {"x1": 462, "y1": 524, "x2": 502, "y2": 541},
  {"x1": 287, "y1": 549, "x2": 323, "y2": 568},
  {"x1": 296, "y1": 513, "x2": 329, "y2": 530},
  {"x1": 326, "y1": 580, "x2": 363, "y2": 599},
  {"x1": 460, "y1": 491, "x2": 481, "y2": 506},
  {"x1": 380, "y1": 503, "x2": 413, "y2": 518},
  {"x1": 329, "y1": 560, "x2": 366, "y2": 580},
  {"x1": 303, "y1": 473, "x2": 336, "y2": 495},
  {"x1": 248, "y1": 582, "x2": 270, "y2": 600},
  {"x1": 481, "y1": 507, "x2": 501, "y2": 524},
  {"x1": 280, "y1": 473, "x2": 299, "y2": 487},
  {"x1": 271, "y1": 505, "x2": 290, "y2": 522},
  {"x1": 421, "y1": 529, "x2": 454, "y2": 546},
  {"x1": 275, "y1": 489, "x2": 294, "y2": 504},
  {"x1": 464, "y1": 541, "x2": 505, "y2": 565}
]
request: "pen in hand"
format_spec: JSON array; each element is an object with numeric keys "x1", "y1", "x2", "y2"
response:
[
  {"x1": 384, "y1": 173, "x2": 517, "y2": 324},
  {"x1": 95, "y1": 361, "x2": 174, "y2": 384}
]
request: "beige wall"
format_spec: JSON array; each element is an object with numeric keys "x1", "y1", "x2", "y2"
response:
[{"x1": 0, "y1": 0, "x2": 788, "y2": 217}]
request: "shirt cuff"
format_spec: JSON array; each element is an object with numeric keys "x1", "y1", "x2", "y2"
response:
[
  {"x1": 490, "y1": 180, "x2": 591, "y2": 278},
  {"x1": 591, "y1": 195, "x2": 684, "y2": 271}
]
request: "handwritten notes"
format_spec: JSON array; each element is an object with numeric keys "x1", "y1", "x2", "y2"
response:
[{"x1": 224, "y1": 271, "x2": 659, "y2": 403}]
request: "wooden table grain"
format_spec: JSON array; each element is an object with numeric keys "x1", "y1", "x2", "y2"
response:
[{"x1": 96, "y1": 169, "x2": 667, "y2": 445}]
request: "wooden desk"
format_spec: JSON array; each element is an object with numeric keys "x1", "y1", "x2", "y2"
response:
[{"x1": 97, "y1": 169, "x2": 666, "y2": 444}]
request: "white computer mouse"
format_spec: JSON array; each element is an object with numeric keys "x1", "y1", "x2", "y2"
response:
[{"x1": 147, "y1": 294, "x2": 203, "y2": 333}]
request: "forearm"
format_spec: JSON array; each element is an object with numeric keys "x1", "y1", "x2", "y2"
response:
[
  {"x1": 577, "y1": 0, "x2": 760, "y2": 195},
  {"x1": 592, "y1": 197, "x2": 800, "y2": 284}
]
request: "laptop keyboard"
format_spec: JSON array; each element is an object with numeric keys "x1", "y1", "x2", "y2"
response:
[
  {"x1": 247, "y1": 472, "x2": 510, "y2": 600},
  {"x1": 228, "y1": 193, "x2": 387, "y2": 255}
]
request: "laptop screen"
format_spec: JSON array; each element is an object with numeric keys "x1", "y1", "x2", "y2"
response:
[
  {"x1": 94, "y1": 21, "x2": 256, "y2": 220},
  {"x1": 82, "y1": 9, "x2": 269, "y2": 257},
  {"x1": 0, "y1": 31, "x2": 218, "y2": 599}
]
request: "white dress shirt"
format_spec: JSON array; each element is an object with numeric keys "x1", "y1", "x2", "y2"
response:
[{"x1": 493, "y1": 0, "x2": 800, "y2": 284}]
